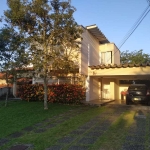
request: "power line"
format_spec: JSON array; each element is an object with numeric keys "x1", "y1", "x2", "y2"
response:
[
  {"x1": 105, "y1": 3, "x2": 150, "y2": 64},
  {"x1": 147, "y1": 0, "x2": 150, "y2": 5},
  {"x1": 118, "y1": 5, "x2": 150, "y2": 49}
]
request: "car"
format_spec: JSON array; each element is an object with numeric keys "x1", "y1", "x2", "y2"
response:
[{"x1": 126, "y1": 84, "x2": 150, "y2": 105}]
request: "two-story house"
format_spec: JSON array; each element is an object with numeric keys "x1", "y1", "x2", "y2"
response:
[
  {"x1": 5, "y1": 24, "x2": 149, "y2": 101},
  {"x1": 79, "y1": 24, "x2": 120, "y2": 102},
  {"x1": 33, "y1": 24, "x2": 122, "y2": 101},
  {"x1": 84, "y1": 25, "x2": 150, "y2": 102}
]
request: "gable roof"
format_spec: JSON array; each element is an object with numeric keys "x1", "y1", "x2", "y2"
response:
[{"x1": 86, "y1": 24, "x2": 109, "y2": 44}]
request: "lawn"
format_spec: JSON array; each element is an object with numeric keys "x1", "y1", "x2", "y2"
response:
[
  {"x1": 0, "y1": 100, "x2": 136, "y2": 150},
  {"x1": 0, "y1": 100, "x2": 83, "y2": 138}
]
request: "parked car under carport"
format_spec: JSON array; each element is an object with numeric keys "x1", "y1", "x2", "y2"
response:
[{"x1": 126, "y1": 84, "x2": 150, "y2": 105}]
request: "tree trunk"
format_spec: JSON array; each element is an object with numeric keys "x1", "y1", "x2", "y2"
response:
[
  {"x1": 5, "y1": 73, "x2": 9, "y2": 107},
  {"x1": 43, "y1": 76, "x2": 48, "y2": 110},
  {"x1": 13, "y1": 75, "x2": 17, "y2": 98},
  {"x1": 5, "y1": 86, "x2": 9, "y2": 107}
]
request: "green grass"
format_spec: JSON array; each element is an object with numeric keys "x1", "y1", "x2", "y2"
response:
[
  {"x1": 0, "y1": 101, "x2": 137, "y2": 150},
  {"x1": 90, "y1": 110, "x2": 135, "y2": 150},
  {"x1": 0, "y1": 100, "x2": 106, "y2": 150},
  {"x1": 0, "y1": 100, "x2": 79, "y2": 138}
]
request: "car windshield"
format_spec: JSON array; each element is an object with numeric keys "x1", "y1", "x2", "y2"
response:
[{"x1": 129, "y1": 85, "x2": 146, "y2": 91}]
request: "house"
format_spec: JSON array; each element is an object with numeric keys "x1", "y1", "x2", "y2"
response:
[
  {"x1": 84, "y1": 26, "x2": 150, "y2": 102},
  {"x1": 0, "y1": 70, "x2": 32, "y2": 98},
  {"x1": 0, "y1": 73, "x2": 13, "y2": 98},
  {"x1": 33, "y1": 24, "x2": 119, "y2": 83},
  {"x1": 0, "y1": 73, "x2": 7, "y2": 85},
  {"x1": 33, "y1": 24, "x2": 121, "y2": 101},
  {"x1": 2, "y1": 24, "x2": 149, "y2": 101},
  {"x1": 79, "y1": 24, "x2": 121, "y2": 101},
  {"x1": 41, "y1": 24, "x2": 150, "y2": 102}
]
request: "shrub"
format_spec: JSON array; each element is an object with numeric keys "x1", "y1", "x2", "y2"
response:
[{"x1": 17, "y1": 84, "x2": 85, "y2": 104}]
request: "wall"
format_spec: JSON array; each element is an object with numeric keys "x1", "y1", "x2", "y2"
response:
[
  {"x1": 99, "y1": 43, "x2": 120, "y2": 65},
  {"x1": 119, "y1": 84, "x2": 129, "y2": 99},
  {"x1": 102, "y1": 78, "x2": 118, "y2": 100},
  {"x1": 86, "y1": 76, "x2": 99, "y2": 101},
  {"x1": 89, "y1": 66, "x2": 150, "y2": 76},
  {"x1": 113, "y1": 43, "x2": 120, "y2": 65},
  {"x1": 0, "y1": 79, "x2": 6, "y2": 85},
  {"x1": 89, "y1": 77, "x2": 99, "y2": 100},
  {"x1": 80, "y1": 27, "x2": 100, "y2": 75},
  {"x1": 101, "y1": 78, "x2": 110, "y2": 99},
  {"x1": 91, "y1": 77, "x2": 99, "y2": 100}
]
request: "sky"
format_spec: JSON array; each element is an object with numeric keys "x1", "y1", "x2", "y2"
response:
[{"x1": 0, "y1": 0, "x2": 150, "y2": 54}]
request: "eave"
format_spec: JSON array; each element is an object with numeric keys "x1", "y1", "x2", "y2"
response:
[{"x1": 86, "y1": 24, "x2": 109, "y2": 44}]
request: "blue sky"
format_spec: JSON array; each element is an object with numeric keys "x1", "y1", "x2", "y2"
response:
[{"x1": 0, "y1": 0, "x2": 150, "y2": 54}]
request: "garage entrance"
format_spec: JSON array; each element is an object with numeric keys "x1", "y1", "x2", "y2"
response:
[{"x1": 86, "y1": 64, "x2": 150, "y2": 102}]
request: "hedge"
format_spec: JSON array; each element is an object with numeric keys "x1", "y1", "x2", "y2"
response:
[{"x1": 17, "y1": 84, "x2": 86, "y2": 104}]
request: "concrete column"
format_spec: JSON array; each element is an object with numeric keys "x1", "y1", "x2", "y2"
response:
[
  {"x1": 110, "y1": 81, "x2": 115, "y2": 100},
  {"x1": 86, "y1": 76, "x2": 99, "y2": 101},
  {"x1": 91, "y1": 77, "x2": 99, "y2": 100},
  {"x1": 32, "y1": 77, "x2": 36, "y2": 84},
  {"x1": 99, "y1": 78, "x2": 103, "y2": 99},
  {"x1": 86, "y1": 76, "x2": 90, "y2": 102},
  {"x1": 114, "y1": 79, "x2": 119, "y2": 100}
]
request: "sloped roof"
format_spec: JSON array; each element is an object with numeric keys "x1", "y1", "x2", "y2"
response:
[
  {"x1": 89, "y1": 63, "x2": 150, "y2": 70},
  {"x1": 86, "y1": 24, "x2": 109, "y2": 44},
  {"x1": 0, "y1": 73, "x2": 4, "y2": 78},
  {"x1": 0, "y1": 73, "x2": 13, "y2": 79}
]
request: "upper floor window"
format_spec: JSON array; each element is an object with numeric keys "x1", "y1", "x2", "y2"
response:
[{"x1": 101, "y1": 51, "x2": 112, "y2": 64}]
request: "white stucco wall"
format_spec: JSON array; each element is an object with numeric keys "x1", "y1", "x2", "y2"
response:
[
  {"x1": 80, "y1": 27, "x2": 100, "y2": 75},
  {"x1": 86, "y1": 76, "x2": 99, "y2": 101},
  {"x1": 102, "y1": 78, "x2": 118, "y2": 100},
  {"x1": 99, "y1": 43, "x2": 120, "y2": 65},
  {"x1": 113, "y1": 44, "x2": 120, "y2": 65},
  {"x1": 89, "y1": 66, "x2": 150, "y2": 76}
]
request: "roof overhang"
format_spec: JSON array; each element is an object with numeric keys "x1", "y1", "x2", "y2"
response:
[
  {"x1": 88, "y1": 63, "x2": 150, "y2": 78},
  {"x1": 86, "y1": 24, "x2": 109, "y2": 44}
]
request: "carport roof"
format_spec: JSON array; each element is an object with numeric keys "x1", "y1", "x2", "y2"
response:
[{"x1": 89, "y1": 63, "x2": 150, "y2": 70}]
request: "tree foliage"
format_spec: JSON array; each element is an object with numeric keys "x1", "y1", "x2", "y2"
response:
[
  {"x1": 4, "y1": 0, "x2": 82, "y2": 109},
  {"x1": 0, "y1": 26, "x2": 29, "y2": 106},
  {"x1": 120, "y1": 49, "x2": 150, "y2": 64},
  {"x1": 0, "y1": 26, "x2": 29, "y2": 69}
]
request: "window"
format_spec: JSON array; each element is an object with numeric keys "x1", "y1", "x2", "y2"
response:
[{"x1": 101, "y1": 51, "x2": 112, "y2": 64}]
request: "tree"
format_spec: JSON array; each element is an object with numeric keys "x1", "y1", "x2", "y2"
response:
[
  {"x1": 120, "y1": 49, "x2": 150, "y2": 64},
  {"x1": 4, "y1": 0, "x2": 82, "y2": 109},
  {"x1": 0, "y1": 26, "x2": 29, "y2": 106}
]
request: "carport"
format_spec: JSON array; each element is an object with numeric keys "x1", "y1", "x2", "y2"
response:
[{"x1": 86, "y1": 63, "x2": 150, "y2": 102}]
